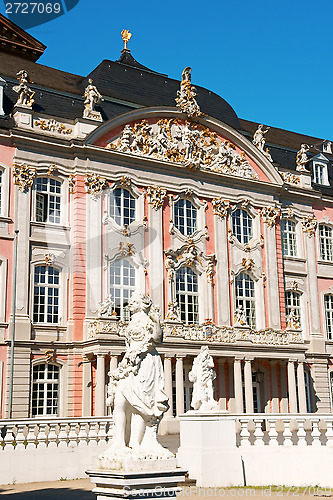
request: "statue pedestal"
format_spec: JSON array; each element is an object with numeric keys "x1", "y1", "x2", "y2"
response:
[{"x1": 86, "y1": 466, "x2": 187, "y2": 500}]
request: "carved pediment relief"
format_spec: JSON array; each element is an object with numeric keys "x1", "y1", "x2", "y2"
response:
[{"x1": 104, "y1": 118, "x2": 258, "y2": 181}]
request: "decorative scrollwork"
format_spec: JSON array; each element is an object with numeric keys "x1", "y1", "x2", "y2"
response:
[
  {"x1": 260, "y1": 206, "x2": 279, "y2": 228},
  {"x1": 281, "y1": 172, "x2": 300, "y2": 184},
  {"x1": 85, "y1": 173, "x2": 107, "y2": 199},
  {"x1": 68, "y1": 174, "x2": 75, "y2": 194},
  {"x1": 242, "y1": 258, "x2": 255, "y2": 271},
  {"x1": 212, "y1": 198, "x2": 230, "y2": 220},
  {"x1": 175, "y1": 67, "x2": 202, "y2": 119},
  {"x1": 35, "y1": 118, "x2": 72, "y2": 135},
  {"x1": 119, "y1": 241, "x2": 134, "y2": 257},
  {"x1": 301, "y1": 214, "x2": 317, "y2": 237},
  {"x1": 47, "y1": 164, "x2": 58, "y2": 176},
  {"x1": 13, "y1": 163, "x2": 36, "y2": 192},
  {"x1": 146, "y1": 186, "x2": 167, "y2": 210}
]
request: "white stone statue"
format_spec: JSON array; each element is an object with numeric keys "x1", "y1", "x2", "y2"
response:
[
  {"x1": 188, "y1": 346, "x2": 218, "y2": 411},
  {"x1": 83, "y1": 79, "x2": 103, "y2": 121},
  {"x1": 13, "y1": 70, "x2": 35, "y2": 108},
  {"x1": 98, "y1": 294, "x2": 114, "y2": 317},
  {"x1": 99, "y1": 292, "x2": 173, "y2": 468},
  {"x1": 296, "y1": 143, "x2": 310, "y2": 171},
  {"x1": 253, "y1": 124, "x2": 269, "y2": 151}
]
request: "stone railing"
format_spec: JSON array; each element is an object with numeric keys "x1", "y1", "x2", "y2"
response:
[
  {"x1": 237, "y1": 413, "x2": 333, "y2": 447},
  {"x1": 0, "y1": 416, "x2": 113, "y2": 450},
  {"x1": 0, "y1": 416, "x2": 113, "y2": 485}
]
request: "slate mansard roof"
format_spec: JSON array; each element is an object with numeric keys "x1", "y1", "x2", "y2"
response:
[{"x1": 0, "y1": 16, "x2": 332, "y2": 196}]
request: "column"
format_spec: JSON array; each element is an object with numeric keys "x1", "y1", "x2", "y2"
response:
[
  {"x1": 305, "y1": 235, "x2": 321, "y2": 335},
  {"x1": 244, "y1": 359, "x2": 254, "y2": 413},
  {"x1": 279, "y1": 361, "x2": 289, "y2": 413},
  {"x1": 218, "y1": 359, "x2": 227, "y2": 411},
  {"x1": 297, "y1": 361, "x2": 307, "y2": 414},
  {"x1": 109, "y1": 354, "x2": 118, "y2": 372},
  {"x1": 287, "y1": 360, "x2": 298, "y2": 413},
  {"x1": 264, "y1": 224, "x2": 281, "y2": 329},
  {"x1": 215, "y1": 216, "x2": 230, "y2": 325},
  {"x1": 164, "y1": 356, "x2": 173, "y2": 417},
  {"x1": 176, "y1": 355, "x2": 185, "y2": 415},
  {"x1": 234, "y1": 358, "x2": 244, "y2": 413},
  {"x1": 227, "y1": 359, "x2": 236, "y2": 412},
  {"x1": 270, "y1": 361, "x2": 279, "y2": 413},
  {"x1": 95, "y1": 354, "x2": 106, "y2": 416},
  {"x1": 82, "y1": 355, "x2": 92, "y2": 416}
]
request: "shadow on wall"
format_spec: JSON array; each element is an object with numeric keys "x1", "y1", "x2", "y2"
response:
[{"x1": 0, "y1": 487, "x2": 94, "y2": 499}]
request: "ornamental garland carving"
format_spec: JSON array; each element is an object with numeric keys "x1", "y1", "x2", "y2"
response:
[
  {"x1": 13, "y1": 163, "x2": 36, "y2": 192},
  {"x1": 175, "y1": 67, "x2": 202, "y2": 119},
  {"x1": 242, "y1": 258, "x2": 255, "y2": 271},
  {"x1": 85, "y1": 173, "x2": 107, "y2": 199},
  {"x1": 164, "y1": 244, "x2": 214, "y2": 282},
  {"x1": 301, "y1": 214, "x2": 317, "y2": 237},
  {"x1": 281, "y1": 172, "x2": 300, "y2": 184},
  {"x1": 146, "y1": 186, "x2": 167, "y2": 210},
  {"x1": 212, "y1": 198, "x2": 230, "y2": 220},
  {"x1": 35, "y1": 118, "x2": 72, "y2": 135},
  {"x1": 165, "y1": 299, "x2": 181, "y2": 322},
  {"x1": 119, "y1": 241, "x2": 134, "y2": 257},
  {"x1": 106, "y1": 119, "x2": 258, "y2": 180},
  {"x1": 260, "y1": 206, "x2": 279, "y2": 228},
  {"x1": 68, "y1": 174, "x2": 75, "y2": 194},
  {"x1": 47, "y1": 164, "x2": 58, "y2": 176}
]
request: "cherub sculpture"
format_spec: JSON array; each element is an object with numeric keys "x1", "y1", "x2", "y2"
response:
[
  {"x1": 188, "y1": 346, "x2": 218, "y2": 411},
  {"x1": 98, "y1": 294, "x2": 114, "y2": 317},
  {"x1": 99, "y1": 292, "x2": 173, "y2": 467}
]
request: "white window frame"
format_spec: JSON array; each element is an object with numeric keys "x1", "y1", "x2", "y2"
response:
[
  {"x1": 231, "y1": 208, "x2": 253, "y2": 244},
  {"x1": 33, "y1": 265, "x2": 61, "y2": 325},
  {"x1": 31, "y1": 362, "x2": 60, "y2": 417},
  {"x1": 319, "y1": 224, "x2": 333, "y2": 262},
  {"x1": 109, "y1": 187, "x2": 136, "y2": 228},
  {"x1": 174, "y1": 198, "x2": 197, "y2": 236},
  {"x1": 33, "y1": 177, "x2": 62, "y2": 225},
  {"x1": 234, "y1": 272, "x2": 256, "y2": 329},
  {"x1": 285, "y1": 290, "x2": 302, "y2": 327},
  {"x1": 0, "y1": 165, "x2": 9, "y2": 218},
  {"x1": 175, "y1": 266, "x2": 199, "y2": 324},
  {"x1": 324, "y1": 294, "x2": 333, "y2": 340},
  {"x1": 108, "y1": 258, "x2": 136, "y2": 322},
  {"x1": 313, "y1": 162, "x2": 329, "y2": 186},
  {"x1": 281, "y1": 219, "x2": 297, "y2": 257}
]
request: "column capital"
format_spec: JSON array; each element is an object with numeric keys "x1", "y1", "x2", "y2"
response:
[
  {"x1": 234, "y1": 356, "x2": 244, "y2": 362},
  {"x1": 244, "y1": 357, "x2": 254, "y2": 362},
  {"x1": 164, "y1": 354, "x2": 174, "y2": 361},
  {"x1": 176, "y1": 354, "x2": 186, "y2": 360}
]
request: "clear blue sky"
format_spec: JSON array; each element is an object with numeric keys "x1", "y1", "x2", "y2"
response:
[{"x1": 1, "y1": 0, "x2": 332, "y2": 140}]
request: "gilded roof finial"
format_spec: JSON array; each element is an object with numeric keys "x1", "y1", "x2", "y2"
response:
[{"x1": 121, "y1": 29, "x2": 132, "y2": 51}]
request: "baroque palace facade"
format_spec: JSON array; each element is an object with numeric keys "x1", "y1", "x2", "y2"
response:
[{"x1": 0, "y1": 17, "x2": 333, "y2": 426}]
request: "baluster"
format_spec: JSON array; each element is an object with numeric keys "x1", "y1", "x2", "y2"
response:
[
  {"x1": 239, "y1": 418, "x2": 251, "y2": 446},
  {"x1": 58, "y1": 422, "x2": 69, "y2": 448},
  {"x1": 77, "y1": 421, "x2": 87, "y2": 447},
  {"x1": 37, "y1": 423, "x2": 48, "y2": 449},
  {"x1": 15, "y1": 424, "x2": 27, "y2": 450},
  {"x1": 47, "y1": 422, "x2": 58, "y2": 448},
  {"x1": 106, "y1": 420, "x2": 113, "y2": 443},
  {"x1": 89, "y1": 421, "x2": 99, "y2": 443},
  {"x1": 97, "y1": 420, "x2": 107, "y2": 444},
  {"x1": 267, "y1": 419, "x2": 279, "y2": 446},
  {"x1": 326, "y1": 419, "x2": 333, "y2": 448},
  {"x1": 25, "y1": 423, "x2": 37, "y2": 448},
  {"x1": 296, "y1": 418, "x2": 307, "y2": 447},
  {"x1": 282, "y1": 418, "x2": 293, "y2": 446},
  {"x1": 311, "y1": 419, "x2": 321, "y2": 447},
  {"x1": 2, "y1": 424, "x2": 14, "y2": 449},
  {"x1": 67, "y1": 422, "x2": 78, "y2": 447},
  {"x1": 253, "y1": 418, "x2": 265, "y2": 446}
]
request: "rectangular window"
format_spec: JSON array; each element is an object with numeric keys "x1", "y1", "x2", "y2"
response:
[
  {"x1": 33, "y1": 266, "x2": 60, "y2": 324},
  {"x1": 324, "y1": 295, "x2": 333, "y2": 340},
  {"x1": 31, "y1": 363, "x2": 59, "y2": 416},
  {"x1": 281, "y1": 219, "x2": 297, "y2": 257},
  {"x1": 176, "y1": 267, "x2": 199, "y2": 324},
  {"x1": 319, "y1": 225, "x2": 333, "y2": 261},
  {"x1": 285, "y1": 291, "x2": 301, "y2": 327},
  {"x1": 35, "y1": 178, "x2": 61, "y2": 224}
]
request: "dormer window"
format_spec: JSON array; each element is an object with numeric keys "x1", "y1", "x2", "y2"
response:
[
  {"x1": 312, "y1": 154, "x2": 329, "y2": 186},
  {"x1": 322, "y1": 141, "x2": 332, "y2": 155}
]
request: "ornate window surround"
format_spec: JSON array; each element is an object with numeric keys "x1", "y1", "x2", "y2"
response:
[
  {"x1": 29, "y1": 252, "x2": 68, "y2": 331},
  {"x1": 31, "y1": 170, "x2": 69, "y2": 227},
  {"x1": 280, "y1": 218, "x2": 298, "y2": 257},
  {"x1": 30, "y1": 357, "x2": 68, "y2": 417},
  {"x1": 103, "y1": 178, "x2": 146, "y2": 236},
  {"x1": 0, "y1": 164, "x2": 9, "y2": 219},
  {"x1": 228, "y1": 199, "x2": 261, "y2": 251},
  {"x1": 280, "y1": 207, "x2": 305, "y2": 260},
  {"x1": 232, "y1": 266, "x2": 265, "y2": 330},
  {"x1": 169, "y1": 191, "x2": 207, "y2": 244},
  {"x1": 285, "y1": 279, "x2": 308, "y2": 338},
  {"x1": 164, "y1": 243, "x2": 215, "y2": 323}
]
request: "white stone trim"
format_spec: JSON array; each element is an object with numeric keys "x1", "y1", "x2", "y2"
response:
[{"x1": 30, "y1": 358, "x2": 68, "y2": 417}]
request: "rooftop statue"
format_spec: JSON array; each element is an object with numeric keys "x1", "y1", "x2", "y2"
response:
[
  {"x1": 175, "y1": 67, "x2": 202, "y2": 119},
  {"x1": 99, "y1": 292, "x2": 173, "y2": 468},
  {"x1": 83, "y1": 79, "x2": 103, "y2": 121},
  {"x1": 188, "y1": 346, "x2": 218, "y2": 411},
  {"x1": 13, "y1": 70, "x2": 35, "y2": 108},
  {"x1": 252, "y1": 124, "x2": 273, "y2": 162},
  {"x1": 296, "y1": 143, "x2": 310, "y2": 172}
]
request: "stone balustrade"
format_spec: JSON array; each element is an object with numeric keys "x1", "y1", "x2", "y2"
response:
[{"x1": 0, "y1": 416, "x2": 113, "y2": 485}]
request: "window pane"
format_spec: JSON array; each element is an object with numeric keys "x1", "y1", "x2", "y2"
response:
[
  {"x1": 320, "y1": 225, "x2": 333, "y2": 261},
  {"x1": 31, "y1": 364, "x2": 60, "y2": 416},
  {"x1": 176, "y1": 267, "x2": 199, "y2": 324},
  {"x1": 35, "y1": 178, "x2": 61, "y2": 224},
  {"x1": 174, "y1": 199, "x2": 197, "y2": 236},
  {"x1": 109, "y1": 188, "x2": 135, "y2": 226},
  {"x1": 109, "y1": 259, "x2": 135, "y2": 321},
  {"x1": 281, "y1": 219, "x2": 297, "y2": 257},
  {"x1": 325, "y1": 295, "x2": 333, "y2": 340},
  {"x1": 33, "y1": 266, "x2": 60, "y2": 324},
  {"x1": 235, "y1": 273, "x2": 256, "y2": 328},
  {"x1": 232, "y1": 209, "x2": 253, "y2": 244}
]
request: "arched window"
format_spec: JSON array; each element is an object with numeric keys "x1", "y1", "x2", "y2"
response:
[
  {"x1": 31, "y1": 363, "x2": 60, "y2": 416},
  {"x1": 281, "y1": 219, "x2": 297, "y2": 257},
  {"x1": 109, "y1": 259, "x2": 135, "y2": 321},
  {"x1": 324, "y1": 294, "x2": 333, "y2": 340},
  {"x1": 35, "y1": 178, "x2": 61, "y2": 224},
  {"x1": 235, "y1": 273, "x2": 256, "y2": 328},
  {"x1": 232, "y1": 209, "x2": 253, "y2": 244},
  {"x1": 174, "y1": 199, "x2": 197, "y2": 236},
  {"x1": 285, "y1": 291, "x2": 301, "y2": 327},
  {"x1": 319, "y1": 225, "x2": 333, "y2": 261},
  {"x1": 33, "y1": 266, "x2": 60, "y2": 323},
  {"x1": 176, "y1": 267, "x2": 198, "y2": 324},
  {"x1": 109, "y1": 188, "x2": 135, "y2": 226}
]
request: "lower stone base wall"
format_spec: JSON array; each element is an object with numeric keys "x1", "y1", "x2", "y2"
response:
[{"x1": 0, "y1": 442, "x2": 110, "y2": 485}]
